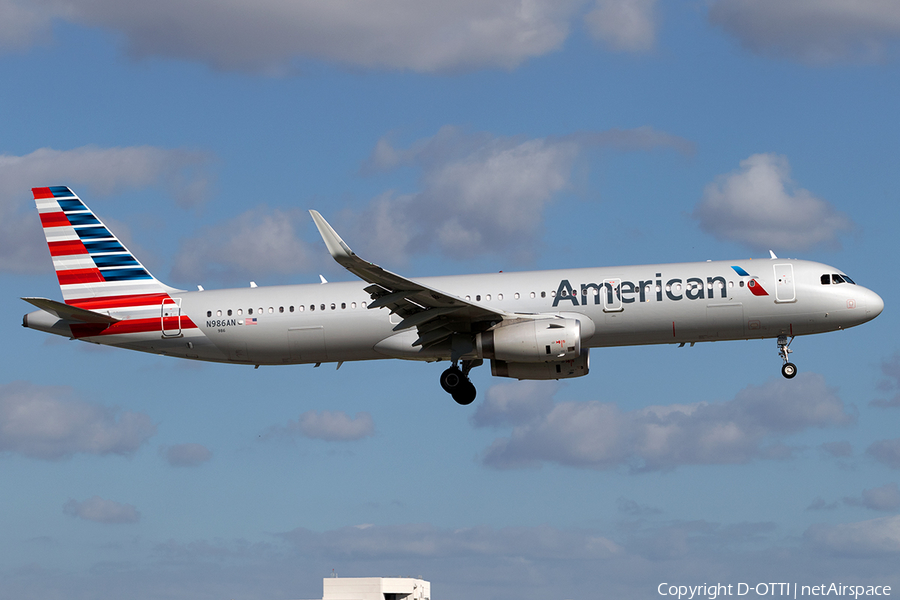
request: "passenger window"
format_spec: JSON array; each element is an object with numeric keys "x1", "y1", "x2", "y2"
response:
[
  {"x1": 362, "y1": 302, "x2": 367, "y2": 308},
  {"x1": 299, "y1": 305, "x2": 305, "y2": 312},
  {"x1": 498, "y1": 294, "x2": 503, "y2": 301},
  {"x1": 217, "y1": 310, "x2": 222, "y2": 317},
  {"x1": 237, "y1": 308, "x2": 243, "y2": 315},
  {"x1": 341, "y1": 303, "x2": 346, "y2": 309},
  {"x1": 320, "y1": 304, "x2": 325, "y2": 311},
  {"x1": 351, "y1": 302, "x2": 357, "y2": 309},
  {"x1": 310, "y1": 305, "x2": 315, "y2": 311},
  {"x1": 476, "y1": 295, "x2": 481, "y2": 301},
  {"x1": 289, "y1": 306, "x2": 294, "y2": 312},
  {"x1": 541, "y1": 291, "x2": 546, "y2": 298},
  {"x1": 515, "y1": 293, "x2": 520, "y2": 299},
  {"x1": 331, "y1": 303, "x2": 336, "y2": 310},
  {"x1": 248, "y1": 308, "x2": 253, "y2": 315},
  {"x1": 258, "y1": 307, "x2": 263, "y2": 314},
  {"x1": 821, "y1": 274, "x2": 830, "y2": 285},
  {"x1": 486, "y1": 294, "x2": 491, "y2": 301},
  {"x1": 206, "y1": 311, "x2": 212, "y2": 317},
  {"x1": 530, "y1": 292, "x2": 535, "y2": 299},
  {"x1": 279, "y1": 306, "x2": 284, "y2": 313},
  {"x1": 227, "y1": 309, "x2": 232, "y2": 316},
  {"x1": 266, "y1": 307, "x2": 272, "y2": 314}
]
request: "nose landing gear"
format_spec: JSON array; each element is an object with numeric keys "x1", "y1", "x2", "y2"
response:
[
  {"x1": 440, "y1": 359, "x2": 481, "y2": 405},
  {"x1": 778, "y1": 335, "x2": 797, "y2": 379}
]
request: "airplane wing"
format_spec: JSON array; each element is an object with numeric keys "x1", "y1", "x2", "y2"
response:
[
  {"x1": 21, "y1": 297, "x2": 119, "y2": 324},
  {"x1": 309, "y1": 211, "x2": 509, "y2": 347}
]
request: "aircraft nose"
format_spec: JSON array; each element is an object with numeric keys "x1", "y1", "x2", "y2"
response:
[{"x1": 867, "y1": 288, "x2": 884, "y2": 319}]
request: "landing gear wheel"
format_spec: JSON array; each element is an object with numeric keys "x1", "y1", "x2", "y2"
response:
[
  {"x1": 452, "y1": 381, "x2": 477, "y2": 406},
  {"x1": 777, "y1": 335, "x2": 797, "y2": 379},
  {"x1": 440, "y1": 366, "x2": 464, "y2": 394},
  {"x1": 440, "y1": 359, "x2": 482, "y2": 405}
]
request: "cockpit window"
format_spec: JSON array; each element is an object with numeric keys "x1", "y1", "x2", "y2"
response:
[{"x1": 822, "y1": 273, "x2": 856, "y2": 285}]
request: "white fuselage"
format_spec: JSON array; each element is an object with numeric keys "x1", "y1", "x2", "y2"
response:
[{"x1": 25, "y1": 258, "x2": 883, "y2": 367}]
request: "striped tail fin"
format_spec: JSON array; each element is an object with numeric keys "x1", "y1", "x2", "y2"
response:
[{"x1": 32, "y1": 186, "x2": 178, "y2": 307}]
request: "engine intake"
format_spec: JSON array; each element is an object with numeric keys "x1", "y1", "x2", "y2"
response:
[{"x1": 476, "y1": 317, "x2": 581, "y2": 363}]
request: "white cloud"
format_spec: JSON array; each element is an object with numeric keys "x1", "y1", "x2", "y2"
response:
[
  {"x1": 470, "y1": 380, "x2": 559, "y2": 428},
  {"x1": 805, "y1": 515, "x2": 900, "y2": 556},
  {"x1": 693, "y1": 153, "x2": 855, "y2": 252},
  {"x1": 844, "y1": 483, "x2": 900, "y2": 512},
  {"x1": 63, "y1": 496, "x2": 141, "y2": 524},
  {"x1": 867, "y1": 439, "x2": 900, "y2": 469},
  {"x1": 160, "y1": 443, "x2": 212, "y2": 467},
  {"x1": 709, "y1": 0, "x2": 900, "y2": 65},
  {"x1": 281, "y1": 522, "x2": 622, "y2": 560},
  {"x1": 266, "y1": 410, "x2": 375, "y2": 442},
  {"x1": 584, "y1": 0, "x2": 657, "y2": 52},
  {"x1": 820, "y1": 440, "x2": 853, "y2": 458},
  {"x1": 0, "y1": 381, "x2": 156, "y2": 460},
  {"x1": 350, "y1": 126, "x2": 692, "y2": 264},
  {"x1": 871, "y1": 353, "x2": 900, "y2": 408},
  {"x1": 170, "y1": 207, "x2": 317, "y2": 286},
  {"x1": 6, "y1": 517, "x2": 900, "y2": 599},
  {"x1": 617, "y1": 497, "x2": 662, "y2": 516},
  {"x1": 480, "y1": 373, "x2": 854, "y2": 471},
  {"x1": 3, "y1": 0, "x2": 582, "y2": 74},
  {"x1": 0, "y1": 145, "x2": 211, "y2": 274},
  {"x1": 0, "y1": 0, "x2": 62, "y2": 51}
]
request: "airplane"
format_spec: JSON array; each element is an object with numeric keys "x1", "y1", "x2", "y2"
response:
[{"x1": 22, "y1": 186, "x2": 884, "y2": 405}]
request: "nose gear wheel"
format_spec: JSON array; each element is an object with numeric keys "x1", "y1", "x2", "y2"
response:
[{"x1": 778, "y1": 335, "x2": 797, "y2": 379}]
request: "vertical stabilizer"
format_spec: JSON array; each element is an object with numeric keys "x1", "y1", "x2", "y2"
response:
[{"x1": 32, "y1": 186, "x2": 178, "y2": 307}]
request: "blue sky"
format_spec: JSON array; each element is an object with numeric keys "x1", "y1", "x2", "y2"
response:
[{"x1": 1, "y1": 1, "x2": 899, "y2": 598}]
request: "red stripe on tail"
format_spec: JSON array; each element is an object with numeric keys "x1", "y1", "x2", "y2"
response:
[
  {"x1": 57, "y1": 268, "x2": 105, "y2": 285},
  {"x1": 67, "y1": 292, "x2": 171, "y2": 310},
  {"x1": 48, "y1": 240, "x2": 89, "y2": 256},
  {"x1": 39, "y1": 212, "x2": 70, "y2": 228}
]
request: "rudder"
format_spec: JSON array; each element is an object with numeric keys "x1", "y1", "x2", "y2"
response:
[{"x1": 32, "y1": 186, "x2": 176, "y2": 306}]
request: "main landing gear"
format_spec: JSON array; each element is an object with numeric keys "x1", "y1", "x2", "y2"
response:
[
  {"x1": 778, "y1": 334, "x2": 797, "y2": 379},
  {"x1": 440, "y1": 359, "x2": 482, "y2": 405}
]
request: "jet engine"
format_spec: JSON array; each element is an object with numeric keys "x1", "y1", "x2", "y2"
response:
[
  {"x1": 491, "y1": 349, "x2": 590, "y2": 380},
  {"x1": 476, "y1": 317, "x2": 581, "y2": 362}
]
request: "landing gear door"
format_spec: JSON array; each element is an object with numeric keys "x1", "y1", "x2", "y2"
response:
[
  {"x1": 773, "y1": 264, "x2": 796, "y2": 303},
  {"x1": 161, "y1": 297, "x2": 182, "y2": 337}
]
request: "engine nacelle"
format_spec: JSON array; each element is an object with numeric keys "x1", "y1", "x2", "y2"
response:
[
  {"x1": 491, "y1": 349, "x2": 590, "y2": 380},
  {"x1": 476, "y1": 318, "x2": 581, "y2": 363}
]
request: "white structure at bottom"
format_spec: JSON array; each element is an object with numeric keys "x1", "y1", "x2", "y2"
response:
[{"x1": 303, "y1": 577, "x2": 430, "y2": 600}]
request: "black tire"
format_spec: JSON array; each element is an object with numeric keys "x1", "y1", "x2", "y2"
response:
[
  {"x1": 452, "y1": 381, "x2": 477, "y2": 406},
  {"x1": 440, "y1": 366, "x2": 464, "y2": 393},
  {"x1": 781, "y1": 362, "x2": 797, "y2": 379}
]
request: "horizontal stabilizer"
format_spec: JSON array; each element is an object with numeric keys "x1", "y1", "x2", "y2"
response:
[{"x1": 21, "y1": 297, "x2": 119, "y2": 324}]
